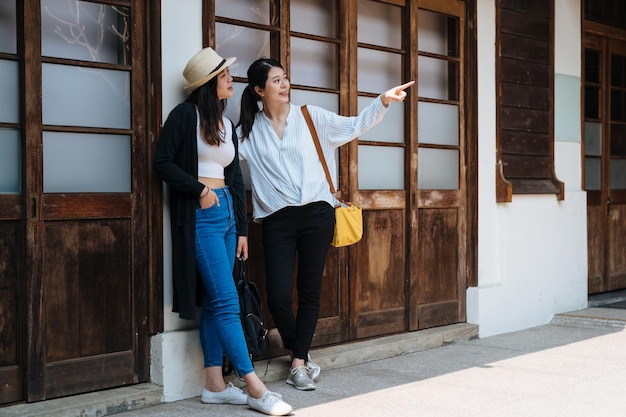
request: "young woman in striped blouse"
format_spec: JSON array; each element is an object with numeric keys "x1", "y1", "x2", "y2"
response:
[{"x1": 238, "y1": 58, "x2": 413, "y2": 391}]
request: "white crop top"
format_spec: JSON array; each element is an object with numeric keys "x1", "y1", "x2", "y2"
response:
[{"x1": 197, "y1": 113, "x2": 235, "y2": 179}]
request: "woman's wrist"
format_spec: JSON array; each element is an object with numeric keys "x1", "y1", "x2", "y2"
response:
[{"x1": 199, "y1": 186, "x2": 210, "y2": 198}]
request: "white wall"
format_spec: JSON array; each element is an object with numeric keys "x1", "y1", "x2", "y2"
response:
[
  {"x1": 468, "y1": 0, "x2": 588, "y2": 337},
  {"x1": 152, "y1": 0, "x2": 206, "y2": 402}
]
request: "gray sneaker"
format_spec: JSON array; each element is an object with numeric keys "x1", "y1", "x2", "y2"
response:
[
  {"x1": 306, "y1": 354, "x2": 321, "y2": 381},
  {"x1": 247, "y1": 391, "x2": 293, "y2": 416},
  {"x1": 286, "y1": 366, "x2": 316, "y2": 390}
]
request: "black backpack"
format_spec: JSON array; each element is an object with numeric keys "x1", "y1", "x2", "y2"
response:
[
  {"x1": 235, "y1": 257, "x2": 268, "y2": 357},
  {"x1": 223, "y1": 257, "x2": 270, "y2": 377}
]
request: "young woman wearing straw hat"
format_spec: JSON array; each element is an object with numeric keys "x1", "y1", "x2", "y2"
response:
[{"x1": 153, "y1": 48, "x2": 292, "y2": 416}]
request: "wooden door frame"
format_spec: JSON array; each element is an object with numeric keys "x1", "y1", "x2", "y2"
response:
[
  {"x1": 583, "y1": 20, "x2": 626, "y2": 294},
  {"x1": 22, "y1": 0, "x2": 46, "y2": 399}
]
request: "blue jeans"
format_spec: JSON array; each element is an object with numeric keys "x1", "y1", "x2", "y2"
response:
[{"x1": 195, "y1": 186, "x2": 253, "y2": 377}]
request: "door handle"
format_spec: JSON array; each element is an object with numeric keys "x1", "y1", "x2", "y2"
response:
[{"x1": 31, "y1": 194, "x2": 38, "y2": 221}]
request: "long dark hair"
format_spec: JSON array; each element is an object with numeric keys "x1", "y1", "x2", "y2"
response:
[
  {"x1": 185, "y1": 75, "x2": 226, "y2": 146},
  {"x1": 238, "y1": 58, "x2": 283, "y2": 140}
]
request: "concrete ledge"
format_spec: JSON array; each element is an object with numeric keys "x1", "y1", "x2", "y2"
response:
[
  {"x1": 551, "y1": 307, "x2": 626, "y2": 329},
  {"x1": 1, "y1": 383, "x2": 163, "y2": 417},
  {"x1": 5, "y1": 323, "x2": 478, "y2": 417}
]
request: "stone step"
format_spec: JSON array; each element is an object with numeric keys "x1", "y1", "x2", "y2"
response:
[{"x1": 550, "y1": 306, "x2": 626, "y2": 329}]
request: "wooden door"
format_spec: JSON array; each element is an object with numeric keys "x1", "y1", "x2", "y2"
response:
[
  {"x1": 584, "y1": 33, "x2": 626, "y2": 294},
  {"x1": 0, "y1": 0, "x2": 149, "y2": 404},
  {"x1": 352, "y1": 0, "x2": 467, "y2": 339},
  {"x1": 411, "y1": 0, "x2": 467, "y2": 330},
  {"x1": 0, "y1": 0, "x2": 26, "y2": 405},
  {"x1": 214, "y1": 0, "x2": 350, "y2": 350}
]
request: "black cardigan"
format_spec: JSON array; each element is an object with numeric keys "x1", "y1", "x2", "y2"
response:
[{"x1": 153, "y1": 102, "x2": 248, "y2": 320}]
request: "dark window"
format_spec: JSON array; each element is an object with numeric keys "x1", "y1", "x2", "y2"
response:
[{"x1": 585, "y1": 0, "x2": 626, "y2": 30}]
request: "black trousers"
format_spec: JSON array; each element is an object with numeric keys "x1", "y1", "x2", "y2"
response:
[{"x1": 261, "y1": 201, "x2": 335, "y2": 360}]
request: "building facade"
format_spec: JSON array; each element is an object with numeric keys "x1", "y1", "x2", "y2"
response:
[{"x1": 1, "y1": 0, "x2": 625, "y2": 407}]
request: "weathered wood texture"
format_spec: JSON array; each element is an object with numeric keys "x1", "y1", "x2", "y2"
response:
[
  {"x1": 583, "y1": 27, "x2": 626, "y2": 295},
  {"x1": 40, "y1": 220, "x2": 137, "y2": 398},
  {"x1": 416, "y1": 208, "x2": 462, "y2": 329},
  {"x1": 353, "y1": 209, "x2": 407, "y2": 339},
  {"x1": 43, "y1": 221, "x2": 132, "y2": 362},
  {"x1": 496, "y1": 0, "x2": 563, "y2": 201},
  {"x1": 5, "y1": 0, "x2": 151, "y2": 403},
  {"x1": 0, "y1": 222, "x2": 21, "y2": 404},
  {"x1": 608, "y1": 203, "x2": 626, "y2": 290},
  {"x1": 586, "y1": 202, "x2": 605, "y2": 294}
]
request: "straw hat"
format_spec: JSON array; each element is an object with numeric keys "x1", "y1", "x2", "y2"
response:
[{"x1": 183, "y1": 47, "x2": 236, "y2": 92}]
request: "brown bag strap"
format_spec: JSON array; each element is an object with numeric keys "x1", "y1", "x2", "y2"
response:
[{"x1": 301, "y1": 105, "x2": 337, "y2": 195}]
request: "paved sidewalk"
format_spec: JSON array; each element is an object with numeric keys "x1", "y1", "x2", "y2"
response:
[
  {"x1": 5, "y1": 300, "x2": 626, "y2": 417},
  {"x1": 115, "y1": 308, "x2": 626, "y2": 417}
]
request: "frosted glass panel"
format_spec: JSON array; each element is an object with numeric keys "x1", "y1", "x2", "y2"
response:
[
  {"x1": 358, "y1": 146, "x2": 404, "y2": 190},
  {"x1": 419, "y1": 10, "x2": 451, "y2": 55},
  {"x1": 290, "y1": 90, "x2": 339, "y2": 113},
  {"x1": 43, "y1": 132, "x2": 131, "y2": 192},
  {"x1": 358, "y1": 49, "x2": 401, "y2": 94},
  {"x1": 585, "y1": 122, "x2": 602, "y2": 156},
  {"x1": 216, "y1": 0, "x2": 269, "y2": 25},
  {"x1": 0, "y1": 60, "x2": 19, "y2": 123},
  {"x1": 41, "y1": 0, "x2": 130, "y2": 64},
  {"x1": 357, "y1": 96, "x2": 404, "y2": 143},
  {"x1": 0, "y1": 129, "x2": 21, "y2": 194},
  {"x1": 610, "y1": 159, "x2": 626, "y2": 189},
  {"x1": 418, "y1": 148, "x2": 459, "y2": 190},
  {"x1": 357, "y1": 0, "x2": 401, "y2": 49},
  {"x1": 418, "y1": 102, "x2": 459, "y2": 146},
  {"x1": 419, "y1": 56, "x2": 456, "y2": 100},
  {"x1": 584, "y1": 158, "x2": 601, "y2": 190},
  {"x1": 0, "y1": 1, "x2": 16, "y2": 54},
  {"x1": 291, "y1": 0, "x2": 336, "y2": 38},
  {"x1": 42, "y1": 63, "x2": 130, "y2": 129},
  {"x1": 291, "y1": 38, "x2": 337, "y2": 89},
  {"x1": 216, "y1": 24, "x2": 270, "y2": 79}
]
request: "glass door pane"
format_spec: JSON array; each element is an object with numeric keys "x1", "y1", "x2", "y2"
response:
[
  {"x1": 417, "y1": 9, "x2": 460, "y2": 190},
  {"x1": 41, "y1": 0, "x2": 130, "y2": 64},
  {"x1": 357, "y1": 0, "x2": 405, "y2": 190},
  {"x1": 40, "y1": 0, "x2": 132, "y2": 194}
]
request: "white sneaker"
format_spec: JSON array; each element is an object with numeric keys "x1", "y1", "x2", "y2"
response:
[
  {"x1": 306, "y1": 354, "x2": 321, "y2": 381},
  {"x1": 247, "y1": 391, "x2": 293, "y2": 416},
  {"x1": 201, "y1": 382, "x2": 247, "y2": 405}
]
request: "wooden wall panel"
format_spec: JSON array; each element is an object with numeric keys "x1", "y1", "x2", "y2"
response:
[
  {"x1": 353, "y1": 209, "x2": 406, "y2": 339},
  {"x1": 500, "y1": 131, "x2": 550, "y2": 155},
  {"x1": 587, "y1": 204, "x2": 604, "y2": 293},
  {"x1": 414, "y1": 206, "x2": 463, "y2": 330},
  {"x1": 417, "y1": 208, "x2": 458, "y2": 305},
  {"x1": 501, "y1": 57, "x2": 550, "y2": 87},
  {"x1": 608, "y1": 205, "x2": 626, "y2": 290},
  {"x1": 0, "y1": 221, "x2": 20, "y2": 404},
  {"x1": 496, "y1": 0, "x2": 563, "y2": 201},
  {"x1": 43, "y1": 220, "x2": 132, "y2": 362}
]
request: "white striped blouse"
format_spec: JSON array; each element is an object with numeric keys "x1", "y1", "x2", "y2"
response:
[{"x1": 237, "y1": 96, "x2": 389, "y2": 222}]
